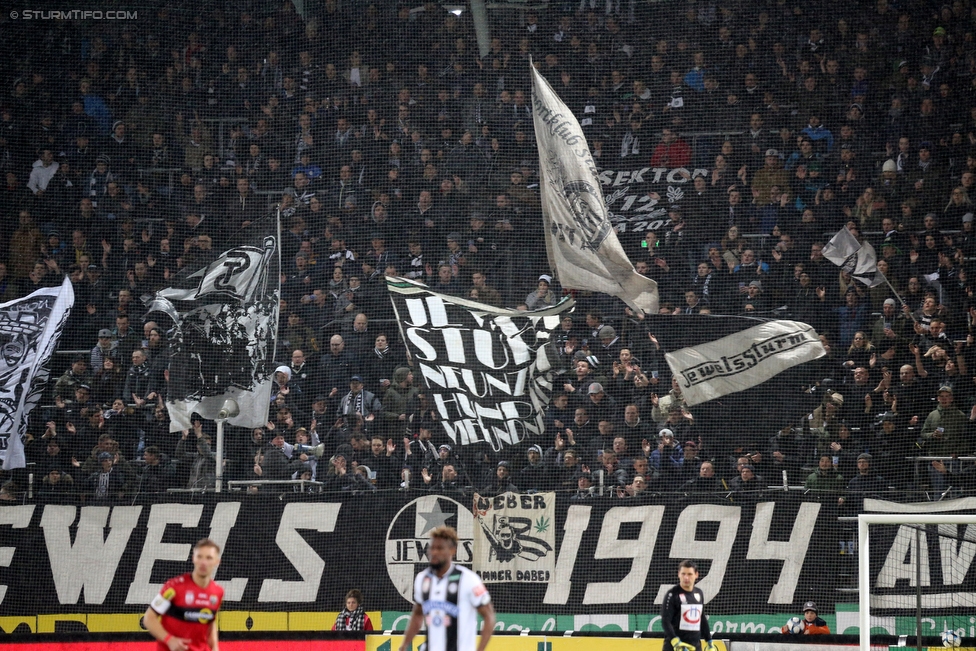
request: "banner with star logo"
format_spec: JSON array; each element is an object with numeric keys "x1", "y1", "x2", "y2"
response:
[{"x1": 472, "y1": 491, "x2": 556, "y2": 584}]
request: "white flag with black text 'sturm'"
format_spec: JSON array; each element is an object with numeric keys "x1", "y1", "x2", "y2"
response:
[
  {"x1": 530, "y1": 64, "x2": 659, "y2": 315},
  {"x1": 822, "y1": 226, "x2": 884, "y2": 287},
  {"x1": 664, "y1": 320, "x2": 826, "y2": 407},
  {"x1": 0, "y1": 278, "x2": 74, "y2": 470},
  {"x1": 146, "y1": 232, "x2": 279, "y2": 432}
]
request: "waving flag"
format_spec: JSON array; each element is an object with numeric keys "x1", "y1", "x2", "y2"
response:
[
  {"x1": 664, "y1": 319, "x2": 826, "y2": 407},
  {"x1": 822, "y1": 226, "x2": 884, "y2": 287},
  {"x1": 147, "y1": 226, "x2": 280, "y2": 431},
  {"x1": 530, "y1": 64, "x2": 659, "y2": 315},
  {"x1": 0, "y1": 278, "x2": 74, "y2": 470},
  {"x1": 387, "y1": 277, "x2": 573, "y2": 451}
]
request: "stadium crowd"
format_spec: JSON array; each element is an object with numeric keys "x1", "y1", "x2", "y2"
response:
[{"x1": 3, "y1": 0, "x2": 976, "y2": 502}]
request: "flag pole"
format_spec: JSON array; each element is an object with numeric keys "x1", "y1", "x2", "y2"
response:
[
  {"x1": 215, "y1": 417, "x2": 224, "y2": 493},
  {"x1": 880, "y1": 271, "x2": 918, "y2": 323}
]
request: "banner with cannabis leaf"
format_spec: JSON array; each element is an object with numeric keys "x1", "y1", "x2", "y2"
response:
[{"x1": 472, "y1": 492, "x2": 557, "y2": 584}]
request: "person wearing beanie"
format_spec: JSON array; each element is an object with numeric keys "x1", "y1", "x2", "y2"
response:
[
  {"x1": 526, "y1": 273, "x2": 558, "y2": 310},
  {"x1": 381, "y1": 367, "x2": 418, "y2": 433},
  {"x1": 481, "y1": 460, "x2": 519, "y2": 496},
  {"x1": 518, "y1": 444, "x2": 549, "y2": 492},
  {"x1": 780, "y1": 601, "x2": 830, "y2": 635},
  {"x1": 840, "y1": 452, "x2": 886, "y2": 510}
]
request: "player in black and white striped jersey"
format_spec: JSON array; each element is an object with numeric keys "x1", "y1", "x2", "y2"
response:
[{"x1": 399, "y1": 525, "x2": 495, "y2": 651}]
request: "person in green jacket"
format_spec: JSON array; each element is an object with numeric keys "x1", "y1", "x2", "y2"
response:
[
  {"x1": 921, "y1": 386, "x2": 973, "y2": 492},
  {"x1": 805, "y1": 454, "x2": 846, "y2": 493},
  {"x1": 921, "y1": 386, "x2": 970, "y2": 457}
]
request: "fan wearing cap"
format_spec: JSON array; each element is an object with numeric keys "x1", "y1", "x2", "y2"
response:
[
  {"x1": 86, "y1": 450, "x2": 125, "y2": 500},
  {"x1": 595, "y1": 325, "x2": 623, "y2": 368},
  {"x1": 585, "y1": 382, "x2": 617, "y2": 424},
  {"x1": 649, "y1": 428, "x2": 684, "y2": 480},
  {"x1": 572, "y1": 469, "x2": 596, "y2": 501},
  {"x1": 870, "y1": 298, "x2": 909, "y2": 360},
  {"x1": 481, "y1": 460, "x2": 518, "y2": 496},
  {"x1": 39, "y1": 465, "x2": 75, "y2": 495},
  {"x1": 517, "y1": 444, "x2": 549, "y2": 492},
  {"x1": 381, "y1": 367, "x2": 418, "y2": 428},
  {"x1": 921, "y1": 386, "x2": 969, "y2": 492},
  {"x1": 91, "y1": 328, "x2": 119, "y2": 371},
  {"x1": 526, "y1": 274, "x2": 558, "y2": 310},
  {"x1": 337, "y1": 375, "x2": 383, "y2": 427},
  {"x1": 741, "y1": 279, "x2": 767, "y2": 312},
  {"x1": 750, "y1": 147, "x2": 790, "y2": 205},
  {"x1": 29, "y1": 432, "x2": 75, "y2": 479},
  {"x1": 54, "y1": 355, "x2": 92, "y2": 401},
  {"x1": 781, "y1": 602, "x2": 830, "y2": 635}
]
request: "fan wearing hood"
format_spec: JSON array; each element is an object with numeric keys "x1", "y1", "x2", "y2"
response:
[{"x1": 272, "y1": 365, "x2": 304, "y2": 413}]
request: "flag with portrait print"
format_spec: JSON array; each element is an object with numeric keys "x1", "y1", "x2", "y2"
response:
[
  {"x1": 0, "y1": 278, "x2": 74, "y2": 470},
  {"x1": 146, "y1": 220, "x2": 280, "y2": 432}
]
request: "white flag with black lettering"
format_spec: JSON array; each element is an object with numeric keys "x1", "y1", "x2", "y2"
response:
[
  {"x1": 146, "y1": 230, "x2": 280, "y2": 432},
  {"x1": 387, "y1": 277, "x2": 573, "y2": 451},
  {"x1": 531, "y1": 64, "x2": 659, "y2": 315},
  {"x1": 664, "y1": 320, "x2": 826, "y2": 406},
  {"x1": 0, "y1": 278, "x2": 74, "y2": 470}
]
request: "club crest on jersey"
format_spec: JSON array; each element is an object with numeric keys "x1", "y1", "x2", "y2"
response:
[
  {"x1": 210, "y1": 595, "x2": 218, "y2": 605},
  {"x1": 431, "y1": 614, "x2": 453, "y2": 628},
  {"x1": 185, "y1": 591, "x2": 194, "y2": 604},
  {"x1": 422, "y1": 576, "x2": 431, "y2": 594},
  {"x1": 694, "y1": 593, "x2": 701, "y2": 602},
  {"x1": 448, "y1": 582, "x2": 458, "y2": 594}
]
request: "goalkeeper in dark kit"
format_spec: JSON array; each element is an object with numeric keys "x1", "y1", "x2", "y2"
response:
[{"x1": 661, "y1": 560, "x2": 716, "y2": 651}]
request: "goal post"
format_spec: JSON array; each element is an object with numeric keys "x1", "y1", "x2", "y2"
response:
[{"x1": 858, "y1": 514, "x2": 976, "y2": 651}]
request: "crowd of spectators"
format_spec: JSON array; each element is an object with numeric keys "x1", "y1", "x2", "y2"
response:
[{"x1": 4, "y1": 0, "x2": 976, "y2": 503}]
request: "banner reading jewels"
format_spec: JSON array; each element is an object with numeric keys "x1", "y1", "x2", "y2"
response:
[
  {"x1": 387, "y1": 278, "x2": 573, "y2": 451},
  {"x1": 664, "y1": 320, "x2": 826, "y2": 407}
]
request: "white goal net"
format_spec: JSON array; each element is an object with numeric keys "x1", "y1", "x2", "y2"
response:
[{"x1": 859, "y1": 514, "x2": 976, "y2": 651}]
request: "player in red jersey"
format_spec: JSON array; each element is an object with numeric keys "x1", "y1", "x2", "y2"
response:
[{"x1": 143, "y1": 538, "x2": 224, "y2": 651}]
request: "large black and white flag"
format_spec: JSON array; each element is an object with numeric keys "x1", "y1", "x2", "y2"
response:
[
  {"x1": 147, "y1": 230, "x2": 279, "y2": 432},
  {"x1": 0, "y1": 278, "x2": 74, "y2": 470},
  {"x1": 387, "y1": 277, "x2": 573, "y2": 451},
  {"x1": 664, "y1": 319, "x2": 826, "y2": 407},
  {"x1": 822, "y1": 226, "x2": 884, "y2": 287},
  {"x1": 530, "y1": 64, "x2": 659, "y2": 315}
]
